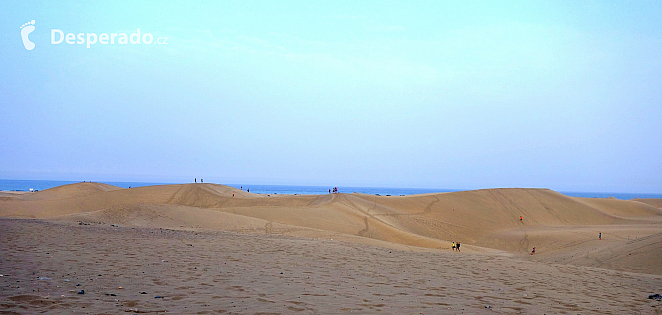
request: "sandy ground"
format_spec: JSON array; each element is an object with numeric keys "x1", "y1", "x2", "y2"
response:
[
  {"x1": 1, "y1": 219, "x2": 661, "y2": 314},
  {"x1": 1, "y1": 182, "x2": 662, "y2": 314}
]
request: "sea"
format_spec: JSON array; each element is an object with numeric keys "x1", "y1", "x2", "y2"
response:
[{"x1": 1, "y1": 179, "x2": 661, "y2": 200}]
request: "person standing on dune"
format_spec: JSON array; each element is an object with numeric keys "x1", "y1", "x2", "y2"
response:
[
  {"x1": 456, "y1": 242, "x2": 460, "y2": 252},
  {"x1": 452, "y1": 242, "x2": 456, "y2": 251}
]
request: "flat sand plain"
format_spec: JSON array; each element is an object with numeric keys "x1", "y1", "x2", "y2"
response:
[{"x1": 1, "y1": 182, "x2": 661, "y2": 314}]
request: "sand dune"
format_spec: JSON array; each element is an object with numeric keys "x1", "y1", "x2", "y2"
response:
[
  {"x1": 2, "y1": 218, "x2": 660, "y2": 314},
  {"x1": 1, "y1": 182, "x2": 661, "y2": 275},
  {"x1": 20, "y1": 182, "x2": 123, "y2": 201},
  {"x1": 0, "y1": 191, "x2": 28, "y2": 201},
  {"x1": 2, "y1": 182, "x2": 662, "y2": 313},
  {"x1": 635, "y1": 198, "x2": 662, "y2": 208},
  {"x1": 573, "y1": 196, "x2": 662, "y2": 218}
]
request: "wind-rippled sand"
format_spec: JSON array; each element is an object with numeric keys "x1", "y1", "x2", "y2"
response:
[{"x1": 1, "y1": 182, "x2": 661, "y2": 314}]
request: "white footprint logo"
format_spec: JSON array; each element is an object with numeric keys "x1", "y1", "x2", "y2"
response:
[{"x1": 20, "y1": 20, "x2": 36, "y2": 51}]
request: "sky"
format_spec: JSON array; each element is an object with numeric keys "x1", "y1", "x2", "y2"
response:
[{"x1": 1, "y1": 1, "x2": 661, "y2": 193}]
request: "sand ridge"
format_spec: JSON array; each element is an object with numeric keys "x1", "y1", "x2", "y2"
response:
[
  {"x1": 19, "y1": 182, "x2": 124, "y2": 201},
  {"x1": 1, "y1": 182, "x2": 661, "y2": 275},
  {"x1": 2, "y1": 182, "x2": 662, "y2": 313}
]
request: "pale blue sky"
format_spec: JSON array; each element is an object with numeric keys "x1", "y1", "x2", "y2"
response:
[{"x1": 1, "y1": 1, "x2": 660, "y2": 193}]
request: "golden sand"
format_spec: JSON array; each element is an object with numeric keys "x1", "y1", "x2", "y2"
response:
[{"x1": 1, "y1": 182, "x2": 661, "y2": 313}]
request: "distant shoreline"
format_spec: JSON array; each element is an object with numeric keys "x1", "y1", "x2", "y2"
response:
[{"x1": 1, "y1": 179, "x2": 661, "y2": 200}]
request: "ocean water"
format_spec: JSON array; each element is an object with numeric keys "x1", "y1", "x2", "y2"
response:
[
  {"x1": 0, "y1": 179, "x2": 454, "y2": 196},
  {"x1": 222, "y1": 184, "x2": 456, "y2": 196},
  {"x1": 559, "y1": 191, "x2": 662, "y2": 200},
  {"x1": 1, "y1": 179, "x2": 661, "y2": 200}
]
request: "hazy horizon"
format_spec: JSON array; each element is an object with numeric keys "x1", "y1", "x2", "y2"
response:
[
  {"x1": 4, "y1": 179, "x2": 662, "y2": 198},
  {"x1": 2, "y1": 1, "x2": 661, "y2": 194}
]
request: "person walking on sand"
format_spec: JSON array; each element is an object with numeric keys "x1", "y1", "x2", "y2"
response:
[
  {"x1": 599, "y1": 232, "x2": 602, "y2": 240},
  {"x1": 520, "y1": 216, "x2": 523, "y2": 222},
  {"x1": 531, "y1": 247, "x2": 536, "y2": 255},
  {"x1": 195, "y1": 178, "x2": 197, "y2": 183},
  {"x1": 456, "y1": 242, "x2": 461, "y2": 252},
  {"x1": 452, "y1": 242, "x2": 456, "y2": 251}
]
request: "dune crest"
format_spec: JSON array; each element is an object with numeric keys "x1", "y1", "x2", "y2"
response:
[
  {"x1": 20, "y1": 182, "x2": 123, "y2": 201},
  {"x1": 1, "y1": 182, "x2": 661, "y2": 274}
]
